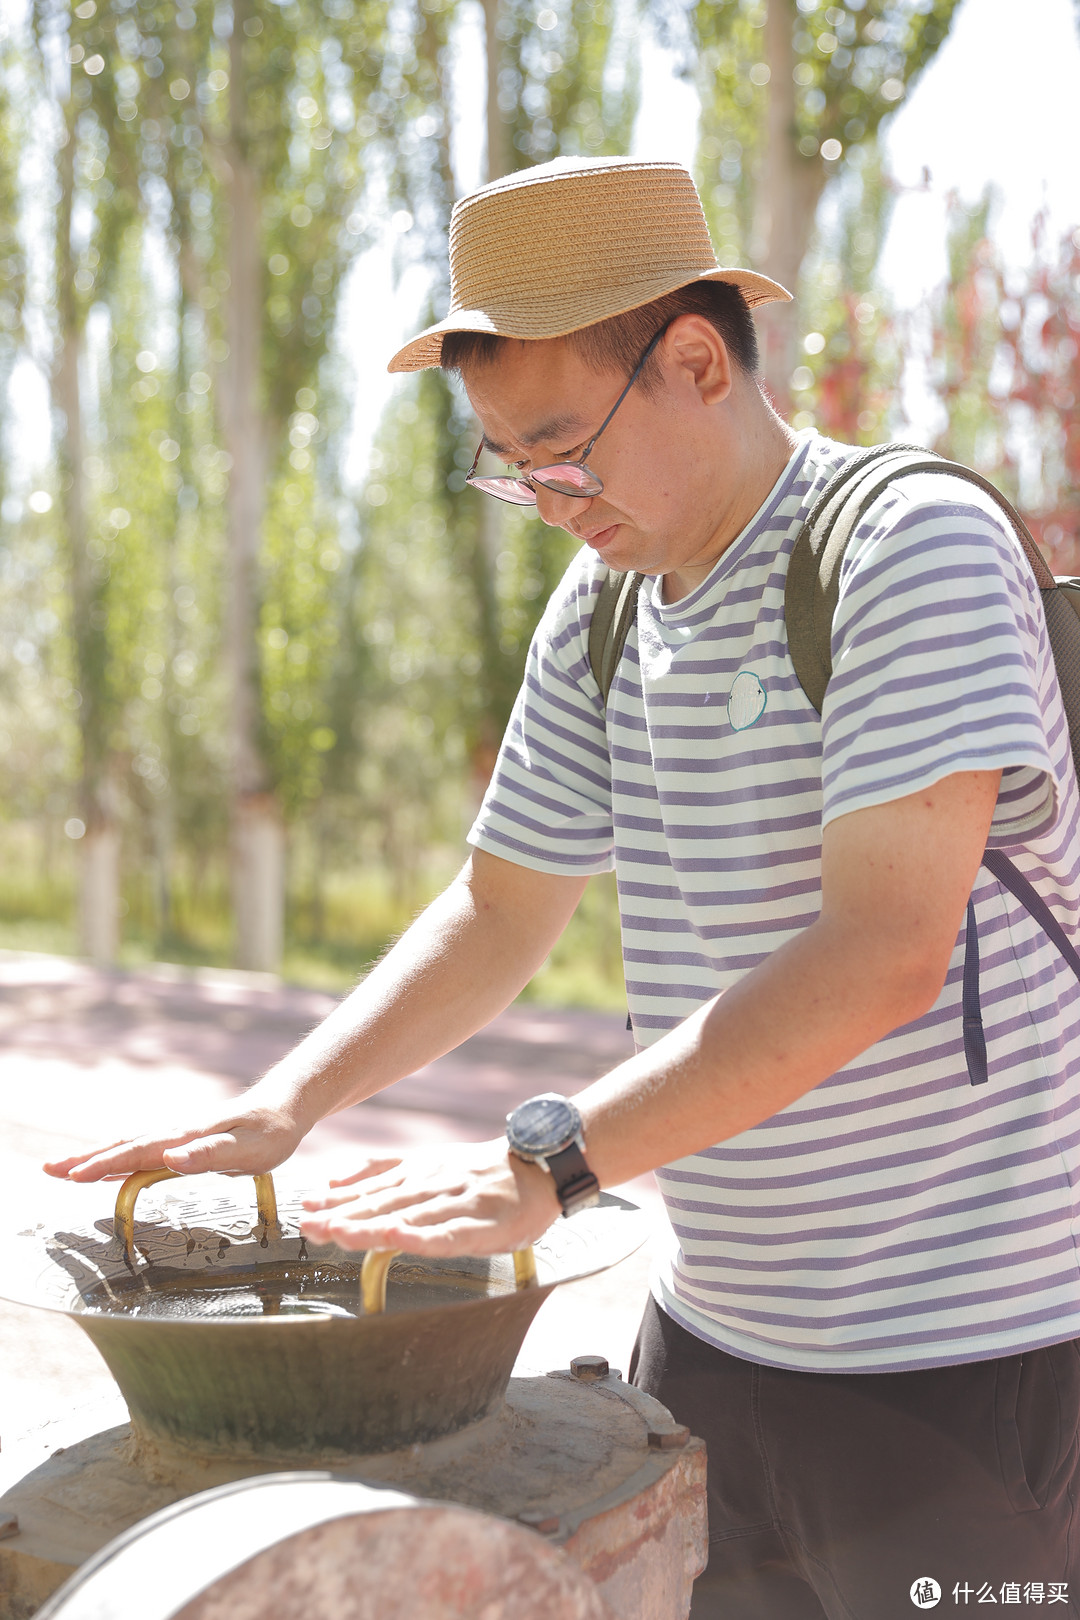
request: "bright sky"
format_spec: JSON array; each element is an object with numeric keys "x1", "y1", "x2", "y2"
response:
[{"x1": 880, "y1": 0, "x2": 1080, "y2": 300}]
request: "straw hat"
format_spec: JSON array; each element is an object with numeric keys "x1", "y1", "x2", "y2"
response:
[{"x1": 387, "y1": 155, "x2": 791, "y2": 374}]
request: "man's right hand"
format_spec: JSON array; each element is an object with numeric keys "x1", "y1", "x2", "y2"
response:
[{"x1": 42, "y1": 1100, "x2": 306, "y2": 1183}]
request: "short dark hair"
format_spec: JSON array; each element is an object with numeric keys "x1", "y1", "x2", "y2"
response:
[{"x1": 440, "y1": 279, "x2": 759, "y2": 389}]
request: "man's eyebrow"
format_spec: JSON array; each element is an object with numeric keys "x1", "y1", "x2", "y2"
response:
[{"x1": 482, "y1": 412, "x2": 589, "y2": 458}]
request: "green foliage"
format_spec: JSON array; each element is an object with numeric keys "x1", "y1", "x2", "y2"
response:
[
  {"x1": 930, "y1": 190, "x2": 1004, "y2": 473},
  {"x1": 354, "y1": 372, "x2": 579, "y2": 837},
  {"x1": 521, "y1": 872, "x2": 624, "y2": 1008},
  {"x1": 259, "y1": 471, "x2": 345, "y2": 814},
  {"x1": 352, "y1": 0, "x2": 638, "y2": 849},
  {"x1": 0, "y1": 59, "x2": 25, "y2": 517},
  {"x1": 52, "y1": 0, "x2": 386, "y2": 415},
  {"x1": 497, "y1": 0, "x2": 639, "y2": 165},
  {"x1": 693, "y1": 0, "x2": 961, "y2": 258},
  {"x1": 793, "y1": 143, "x2": 902, "y2": 442},
  {"x1": 26, "y1": 0, "x2": 412, "y2": 854},
  {"x1": 0, "y1": 524, "x2": 76, "y2": 826}
]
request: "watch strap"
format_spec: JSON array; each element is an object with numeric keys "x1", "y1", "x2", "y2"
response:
[{"x1": 547, "y1": 1140, "x2": 600, "y2": 1217}]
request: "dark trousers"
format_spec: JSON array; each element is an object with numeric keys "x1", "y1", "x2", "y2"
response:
[{"x1": 629, "y1": 1298, "x2": 1080, "y2": 1619}]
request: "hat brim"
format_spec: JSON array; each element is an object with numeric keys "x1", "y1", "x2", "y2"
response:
[{"x1": 386, "y1": 267, "x2": 791, "y2": 374}]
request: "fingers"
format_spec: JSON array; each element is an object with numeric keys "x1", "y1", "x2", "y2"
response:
[
  {"x1": 42, "y1": 1107, "x2": 303, "y2": 1184},
  {"x1": 303, "y1": 1165, "x2": 427, "y2": 1211},
  {"x1": 325, "y1": 1158, "x2": 402, "y2": 1189},
  {"x1": 305, "y1": 1154, "x2": 468, "y2": 1211},
  {"x1": 302, "y1": 1174, "x2": 443, "y2": 1216},
  {"x1": 43, "y1": 1143, "x2": 128, "y2": 1178},
  {"x1": 163, "y1": 1135, "x2": 241, "y2": 1174},
  {"x1": 301, "y1": 1203, "x2": 497, "y2": 1257},
  {"x1": 53, "y1": 1131, "x2": 205, "y2": 1182},
  {"x1": 299, "y1": 1168, "x2": 543, "y2": 1258},
  {"x1": 303, "y1": 1185, "x2": 391, "y2": 1211}
]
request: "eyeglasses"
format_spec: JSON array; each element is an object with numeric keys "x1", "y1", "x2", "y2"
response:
[{"x1": 464, "y1": 323, "x2": 669, "y2": 507}]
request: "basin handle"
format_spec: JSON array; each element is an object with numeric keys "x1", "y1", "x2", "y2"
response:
[
  {"x1": 114, "y1": 1168, "x2": 279, "y2": 1265},
  {"x1": 360, "y1": 1244, "x2": 538, "y2": 1314}
]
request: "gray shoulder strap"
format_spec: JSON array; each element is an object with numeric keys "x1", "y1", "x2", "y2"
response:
[
  {"x1": 588, "y1": 569, "x2": 644, "y2": 705},
  {"x1": 785, "y1": 445, "x2": 1053, "y2": 715}
]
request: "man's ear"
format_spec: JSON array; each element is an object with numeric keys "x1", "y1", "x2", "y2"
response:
[{"x1": 662, "y1": 314, "x2": 733, "y2": 408}]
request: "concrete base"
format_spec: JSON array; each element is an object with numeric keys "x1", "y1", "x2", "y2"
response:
[
  {"x1": 0, "y1": 1371, "x2": 706, "y2": 1620},
  {"x1": 42, "y1": 1476, "x2": 621, "y2": 1620}
]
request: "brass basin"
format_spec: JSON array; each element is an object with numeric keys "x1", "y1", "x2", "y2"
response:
[{"x1": 2, "y1": 1171, "x2": 647, "y2": 1461}]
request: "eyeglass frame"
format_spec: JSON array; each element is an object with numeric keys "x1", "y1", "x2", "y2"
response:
[{"x1": 463, "y1": 321, "x2": 671, "y2": 506}]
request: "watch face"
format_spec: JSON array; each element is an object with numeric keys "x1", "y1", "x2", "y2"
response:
[{"x1": 507, "y1": 1093, "x2": 579, "y2": 1157}]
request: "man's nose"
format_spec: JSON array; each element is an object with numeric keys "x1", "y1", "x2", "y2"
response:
[{"x1": 533, "y1": 485, "x2": 593, "y2": 530}]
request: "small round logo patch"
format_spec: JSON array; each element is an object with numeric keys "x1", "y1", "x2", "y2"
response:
[{"x1": 727, "y1": 671, "x2": 767, "y2": 732}]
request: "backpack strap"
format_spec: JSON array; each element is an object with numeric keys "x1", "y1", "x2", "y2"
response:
[
  {"x1": 585, "y1": 447, "x2": 1080, "y2": 1089},
  {"x1": 964, "y1": 848, "x2": 1080, "y2": 1087},
  {"x1": 785, "y1": 444, "x2": 1055, "y2": 715},
  {"x1": 588, "y1": 568, "x2": 644, "y2": 705},
  {"x1": 785, "y1": 444, "x2": 1080, "y2": 1088}
]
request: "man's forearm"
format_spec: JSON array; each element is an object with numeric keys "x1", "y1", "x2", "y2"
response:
[{"x1": 252, "y1": 853, "x2": 588, "y2": 1133}]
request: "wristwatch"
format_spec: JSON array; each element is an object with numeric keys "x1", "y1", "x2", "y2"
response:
[{"x1": 506, "y1": 1092, "x2": 600, "y2": 1218}]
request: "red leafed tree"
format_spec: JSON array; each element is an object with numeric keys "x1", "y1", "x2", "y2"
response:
[
  {"x1": 930, "y1": 199, "x2": 1080, "y2": 573},
  {"x1": 812, "y1": 290, "x2": 897, "y2": 443},
  {"x1": 994, "y1": 217, "x2": 1080, "y2": 573},
  {"x1": 792, "y1": 147, "x2": 904, "y2": 446}
]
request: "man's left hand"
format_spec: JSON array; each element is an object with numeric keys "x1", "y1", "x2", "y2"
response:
[{"x1": 299, "y1": 1138, "x2": 562, "y2": 1256}]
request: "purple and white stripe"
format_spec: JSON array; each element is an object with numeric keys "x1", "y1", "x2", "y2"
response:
[{"x1": 470, "y1": 433, "x2": 1080, "y2": 1372}]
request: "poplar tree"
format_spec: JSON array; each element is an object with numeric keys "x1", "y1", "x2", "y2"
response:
[
  {"x1": 32, "y1": 0, "x2": 393, "y2": 969},
  {"x1": 691, "y1": 0, "x2": 961, "y2": 406},
  {"x1": 33, "y1": 0, "x2": 144, "y2": 961},
  {"x1": 355, "y1": 0, "x2": 639, "y2": 829}
]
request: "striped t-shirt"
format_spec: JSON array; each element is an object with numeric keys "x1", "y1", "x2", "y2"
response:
[{"x1": 469, "y1": 432, "x2": 1080, "y2": 1373}]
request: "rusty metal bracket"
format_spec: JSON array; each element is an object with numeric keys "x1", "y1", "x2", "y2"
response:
[
  {"x1": 360, "y1": 1248, "x2": 399, "y2": 1315},
  {"x1": 360, "y1": 1245, "x2": 539, "y2": 1315},
  {"x1": 513, "y1": 1247, "x2": 538, "y2": 1290},
  {"x1": 113, "y1": 1169, "x2": 279, "y2": 1265}
]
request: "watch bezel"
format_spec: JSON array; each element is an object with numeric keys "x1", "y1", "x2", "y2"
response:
[{"x1": 506, "y1": 1092, "x2": 582, "y2": 1161}]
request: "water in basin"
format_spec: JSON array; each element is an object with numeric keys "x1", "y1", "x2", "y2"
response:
[{"x1": 76, "y1": 1259, "x2": 513, "y2": 1320}]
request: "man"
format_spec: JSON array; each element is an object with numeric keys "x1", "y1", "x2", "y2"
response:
[{"x1": 48, "y1": 158, "x2": 1080, "y2": 1617}]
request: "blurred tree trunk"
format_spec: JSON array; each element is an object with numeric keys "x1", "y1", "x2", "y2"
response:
[
  {"x1": 220, "y1": 7, "x2": 283, "y2": 973},
  {"x1": 54, "y1": 103, "x2": 119, "y2": 964},
  {"x1": 481, "y1": 0, "x2": 512, "y2": 186},
  {"x1": 692, "y1": 0, "x2": 962, "y2": 415},
  {"x1": 752, "y1": 0, "x2": 823, "y2": 413},
  {"x1": 467, "y1": 0, "x2": 513, "y2": 797},
  {"x1": 367, "y1": 0, "x2": 637, "y2": 830}
]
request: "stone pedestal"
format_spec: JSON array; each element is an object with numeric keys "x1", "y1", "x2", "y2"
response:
[{"x1": 0, "y1": 1368, "x2": 706, "y2": 1620}]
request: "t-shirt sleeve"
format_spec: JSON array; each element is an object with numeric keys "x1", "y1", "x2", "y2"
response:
[
  {"x1": 820, "y1": 474, "x2": 1065, "y2": 841},
  {"x1": 468, "y1": 553, "x2": 616, "y2": 875}
]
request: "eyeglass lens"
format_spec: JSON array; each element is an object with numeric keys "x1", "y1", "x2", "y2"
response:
[
  {"x1": 466, "y1": 475, "x2": 542, "y2": 506},
  {"x1": 533, "y1": 463, "x2": 604, "y2": 497},
  {"x1": 467, "y1": 460, "x2": 605, "y2": 506}
]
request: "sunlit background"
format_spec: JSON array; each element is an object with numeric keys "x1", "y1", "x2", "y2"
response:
[{"x1": 1, "y1": 0, "x2": 1078, "y2": 1000}]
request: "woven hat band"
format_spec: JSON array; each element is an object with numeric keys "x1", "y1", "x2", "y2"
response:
[{"x1": 388, "y1": 156, "x2": 791, "y2": 374}]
